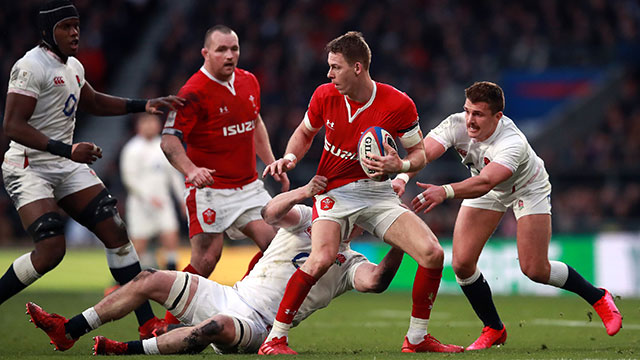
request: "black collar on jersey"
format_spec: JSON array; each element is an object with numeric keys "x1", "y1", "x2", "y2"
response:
[{"x1": 38, "y1": 0, "x2": 79, "y2": 60}]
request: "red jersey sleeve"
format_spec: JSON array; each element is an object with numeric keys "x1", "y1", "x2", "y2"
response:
[
  {"x1": 167, "y1": 85, "x2": 201, "y2": 140},
  {"x1": 395, "y1": 94, "x2": 420, "y2": 134}
]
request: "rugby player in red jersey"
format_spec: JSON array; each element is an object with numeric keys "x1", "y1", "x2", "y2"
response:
[{"x1": 260, "y1": 31, "x2": 462, "y2": 354}]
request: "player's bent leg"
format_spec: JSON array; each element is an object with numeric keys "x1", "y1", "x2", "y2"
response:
[
  {"x1": 516, "y1": 214, "x2": 621, "y2": 335},
  {"x1": 451, "y1": 206, "x2": 505, "y2": 350},
  {"x1": 188, "y1": 232, "x2": 224, "y2": 277},
  {"x1": 241, "y1": 219, "x2": 277, "y2": 252},
  {"x1": 516, "y1": 214, "x2": 552, "y2": 283},
  {"x1": 0, "y1": 199, "x2": 66, "y2": 305},
  {"x1": 383, "y1": 212, "x2": 443, "y2": 269}
]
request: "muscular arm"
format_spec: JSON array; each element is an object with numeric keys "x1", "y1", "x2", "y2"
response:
[
  {"x1": 3, "y1": 92, "x2": 102, "y2": 163},
  {"x1": 446, "y1": 162, "x2": 513, "y2": 198},
  {"x1": 353, "y1": 246, "x2": 405, "y2": 293},
  {"x1": 255, "y1": 114, "x2": 290, "y2": 191},
  {"x1": 79, "y1": 81, "x2": 184, "y2": 116},
  {"x1": 160, "y1": 134, "x2": 214, "y2": 188},
  {"x1": 392, "y1": 136, "x2": 447, "y2": 196},
  {"x1": 260, "y1": 175, "x2": 327, "y2": 227},
  {"x1": 254, "y1": 114, "x2": 276, "y2": 165},
  {"x1": 3, "y1": 93, "x2": 48, "y2": 150}
]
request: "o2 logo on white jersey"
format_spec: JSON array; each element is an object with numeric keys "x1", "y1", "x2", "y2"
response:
[
  {"x1": 222, "y1": 119, "x2": 255, "y2": 137},
  {"x1": 63, "y1": 94, "x2": 77, "y2": 117}
]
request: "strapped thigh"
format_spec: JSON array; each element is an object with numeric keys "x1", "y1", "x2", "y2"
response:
[{"x1": 164, "y1": 272, "x2": 192, "y2": 316}]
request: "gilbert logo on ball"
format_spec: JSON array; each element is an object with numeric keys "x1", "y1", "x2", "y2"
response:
[{"x1": 357, "y1": 126, "x2": 397, "y2": 181}]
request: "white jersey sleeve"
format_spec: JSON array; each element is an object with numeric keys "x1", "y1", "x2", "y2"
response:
[
  {"x1": 489, "y1": 133, "x2": 526, "y2": 173},
  {"x1": 8, "y1": 56, "x2": 45, "y2": 98},
  {"x1": 426, "y1": 114, "x2": 463, "y2": 150}
]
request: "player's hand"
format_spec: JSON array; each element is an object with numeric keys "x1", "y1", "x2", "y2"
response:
[
  {"x1": 71, "y1": 142, "x2": 102, "y2": 164},
  {"x1": 262, "y1": 158, "x2": 296, "y2": 178},
  {"x1": 273, "y1": 172, "x2": 291, "y2": 192},
  {"x1": 187, "y1": 167, "x2": 216, "y2": 188},
  {"x1": 411, "y1": 182, "x2": 446, "y2": 213},
  {"x1": 146, "y1": 95, "x2": 185, "y2": 115},
  {"x1": 360, "y1": 142, "x2": 403, "y2": 178},
  {"x1": 303, "y1": 175, "x2": 328, "y2": 197},
  {"x1": 392, "y1": 177, "x2": 407, "y2": 197}
]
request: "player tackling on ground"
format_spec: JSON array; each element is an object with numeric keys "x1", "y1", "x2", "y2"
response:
[
  {"x1": 0, "y1": 0, "x2": 183, "y2": 339},
  {"x1": 261, "y1": 31, "x2": 462, "y2": 354},
  {"x1": 393, "y1": 81, "x2": 623, "y2": 350},
  {"x1": 27, "y1": 175, "x2": 412, "y2": 355}
]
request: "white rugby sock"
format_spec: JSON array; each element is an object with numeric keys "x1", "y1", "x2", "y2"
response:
[
  {"x1": 82, "y1": 307, "x2": 102, "y2": 330},
  {"x1": 406, "y1": 316, "x2": 429, "y2": 344},
  {"x1": 266, "y1": 320, "x2": 291, "y2": 342},
  {"x1": 13, "y1": 253, "x2": 42, "y2": 285},
  {"x1": 142, "y1": 337, "x2": 160, "y2": 354},
  {"x1": 547, "y1": 261, "x2": 569, "y2": 287}
]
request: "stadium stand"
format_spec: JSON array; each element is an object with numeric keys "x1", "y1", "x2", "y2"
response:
[{"x1": 1, "y1": 0, "x2": 639, "y2": 243}]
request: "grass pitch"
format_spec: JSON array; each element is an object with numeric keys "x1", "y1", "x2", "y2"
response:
[{"x1": 1, "y1": 249, "x2": 638, "y2": 359}]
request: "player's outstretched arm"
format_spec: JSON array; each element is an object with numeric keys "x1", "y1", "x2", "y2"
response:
[
  {"x1": 353, "y1": 246, "x2": 404, "y2": 293},
  {"x1": 412, "y1": 162, "x2": 513, "y2": 213},
  {"x1": 78, "y1": 81, "x2": 184, "y2": 116},
  {"x1": 261, "y1": 175, "x2": 328, "y2": 227},
  {"x1": 161, "y1": 134, "x2": 215, "y2": 188},
  {"x1": 262, "y1": 121, "x2": 317, "y2": 179},
  {"x1": 3, "y1": 93, "x2": 102, "y2": 164}
]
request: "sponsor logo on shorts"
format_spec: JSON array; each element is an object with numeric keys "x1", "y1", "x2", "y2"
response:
[
  {"x1": 202, "y1": 208, "x2": 216, "y2": 224},
  {"x1": 457, "y1": 148, "x2": 467, "y2": 157},
  {"x1": 320, "y1": 197, "x2": 335, "y2": 211},
  {"x1": 484, "y1": 157, "x2": 491, "y2": 165},
  {"x1": 518, "y1": 199, "x2": 524, "y2": 210}
]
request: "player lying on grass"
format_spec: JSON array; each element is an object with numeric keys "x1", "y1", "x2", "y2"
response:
[{"x1": 27, "y1": 176, "x2": 463, "y2": 355}]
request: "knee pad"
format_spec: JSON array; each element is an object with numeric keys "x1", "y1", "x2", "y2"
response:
[
  {"x1": 26, "y1": 212, "x2": 65, "y2": 243},
  {"x1": 76, "y1": 189, "x2": 121, "y2": 230}
]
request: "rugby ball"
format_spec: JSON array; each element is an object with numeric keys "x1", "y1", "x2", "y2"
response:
[{"x1": 357, "y1": 126, "x2": 397, "y2": 181}]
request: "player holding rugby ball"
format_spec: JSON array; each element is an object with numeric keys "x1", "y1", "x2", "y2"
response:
[{"x1": 261, "y1": 31, "x2": 462, "y2": 354}]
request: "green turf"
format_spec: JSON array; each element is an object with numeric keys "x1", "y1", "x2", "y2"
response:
[{"x1": 1, "y1": 249, "x2": 638, "y2": 359}]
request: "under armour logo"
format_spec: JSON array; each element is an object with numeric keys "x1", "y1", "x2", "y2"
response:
[
  {"x1": 219, "y1": 106, "x2": 229, "y2": 114},
  {"x1": 326, "y1": 119, "x2": 335, "y2": 129}
]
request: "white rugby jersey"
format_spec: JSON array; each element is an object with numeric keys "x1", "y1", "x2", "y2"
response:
[
  {"x1": 6, "y1": 46, "x2": 85, "y2": 162},
  {"x1": 120, "y1": 135, "x2": 184, "y2": 205},
  {"x1": 235, "y1": 205, "x2": 369, "y2": 327},
  {"x1": 428, "y1": 112, "x2": 547, "y2": 194}
]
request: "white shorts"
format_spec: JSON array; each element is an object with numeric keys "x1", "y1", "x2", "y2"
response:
[
  {"x1": 313, "y1": 179, "x2": 408, "y2": 240},
  {"x1": 172, "y1": 273, "x2": 268, "y2": 354},
  {"x1": 2, "y1": 154, "x2": 103, "y2": 210},
  {"x1": 125, "y1": 196, "x2": 178, "y2": 239},
  {"x1": 184, "y1": 179, "x2": 272, "y2": 239},
  {"x1": 462, "y1": 178, "x2": 552, "y2": 220}
]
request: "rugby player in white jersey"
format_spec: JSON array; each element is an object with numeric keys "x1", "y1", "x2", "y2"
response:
[
  {"x1": 393, "y1": 81, "x2": 623, "y2": 350},
  {"x1": 27, "y1": 175, "x2": 407, "y2": 355},
  {"x1": 120, "y1": 114, "x2": 184, "y2": 270},
  {"x1": 2, "y1": 0, "x2": 183, "y2": 339}
]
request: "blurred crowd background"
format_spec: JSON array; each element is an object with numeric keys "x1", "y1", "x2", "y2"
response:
[{"x1": 1, "y1": 0, "x2": 639, "y2": 245}]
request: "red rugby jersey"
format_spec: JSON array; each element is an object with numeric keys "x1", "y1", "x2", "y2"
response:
[
  {"x1": 305, "y1": 82, "x2": 419, "y2": 191},
  {"x1": 165, "y1": 67, "x2": 261, "y2": 189}
]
